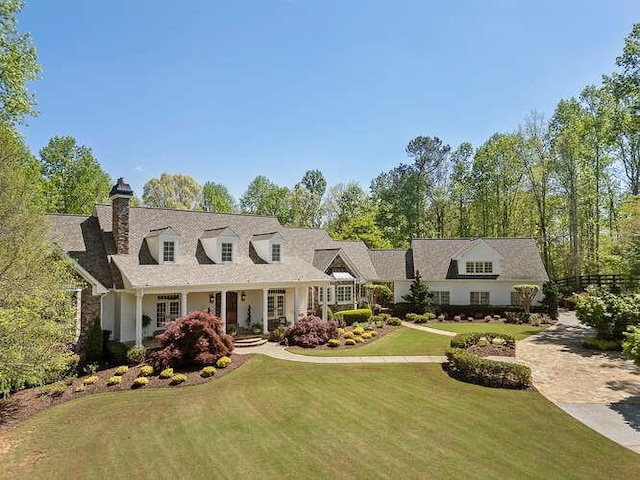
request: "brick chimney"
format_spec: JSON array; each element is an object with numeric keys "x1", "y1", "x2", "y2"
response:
[{"x1": 109, "y1": 177, "x2": 134, "y2": 254}]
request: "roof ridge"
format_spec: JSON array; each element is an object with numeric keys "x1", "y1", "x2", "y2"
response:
[{"x1": 95, "y1": 203, "x2": 280, "y2": 220}]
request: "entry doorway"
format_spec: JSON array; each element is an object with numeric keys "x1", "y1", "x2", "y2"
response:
[{"x1": 215, "y1": 292, "x2": 238, "y2": 327}]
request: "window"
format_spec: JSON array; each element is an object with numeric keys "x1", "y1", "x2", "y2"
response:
[
  {"x1": 432, "y1": 291, "x2": 450, "y2": 305},
  {"x1": 318, "y1": 286, "x2": 334, "y2": 304},
  {"x1": 156, "y1": 294, "x2": 180, "y2": 327},
  {"x1": 268, "y1": 289, "x2": 285, "y2": 319},
  {"x1": 511, "y1": 291, "x2": 522, "y2": 306},
  {"x1": 272, "y1": 243, "x2": 281, "y2": 262},
  {"x1": 163, "y1": 241, "x2": 175, "y2": 262},
  {"x1": 465, "y1": 261, "x2": 493, "y2": 274},
  {"x1": 336, "y1": 284, "x2": 353, "y2": 304},
  {"x1": 221, "y1": 242, "x2": 233, "y2": 262},
  {"x1": 470, "y1": 292, "x2": 490, "y2": 305}
]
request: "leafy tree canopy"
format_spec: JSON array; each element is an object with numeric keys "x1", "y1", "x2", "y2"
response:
[
  {"x1": 201, "y1": 181, "x2": 236, "y2": 213},
  {"x1": 39, "y1": 136, "x2": 112, "y2": 214},
  {"x1": 142, "y1": 172, "x2": 203, "y2": 210}
]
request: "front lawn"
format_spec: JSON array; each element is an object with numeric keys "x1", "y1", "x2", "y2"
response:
[
  {"x1": 288, "y1": 327, "x2": 450, "y2": 356},
  {"x1": 2, "y1": 355, "x2": 640, "y2": 479},
  {"x1": 426, "y1": 322, "x2": 546, "y2": 340}
]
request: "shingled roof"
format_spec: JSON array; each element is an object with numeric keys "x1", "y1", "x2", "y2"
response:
[{"x1": 410, "y1": 238, "x2": 549, "y2": 282}]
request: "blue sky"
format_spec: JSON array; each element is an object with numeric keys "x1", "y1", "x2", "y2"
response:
[{"x1": 17, "y1": 0, "x2": 640, "y2": 199}]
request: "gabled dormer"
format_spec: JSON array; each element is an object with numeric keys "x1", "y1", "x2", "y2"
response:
[
  {"x1": 251, "y1": 232, "x2": 286, "y2": 263},
  {"x1": 452, "y1": 239, "x2": 503, "y2": 276},
  {"x1": 145, "y1": 227, "x2": 181, "y2": 265},
  {"x1": 201, "y1": 227, "x2": 239, "y2": 264}
]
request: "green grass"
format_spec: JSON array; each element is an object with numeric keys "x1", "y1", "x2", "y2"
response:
[
  {"x1": 426, "y1": 322, "x2": 546, "y2": 340},
  {"x1": 288, "y1": 327, "x2": 450, "y2": 356},
  {"x1": 3, "y1": 356, "x2": 640, "y2": 479}
]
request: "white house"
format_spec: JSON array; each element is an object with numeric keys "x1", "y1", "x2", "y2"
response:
[{"x1": 48, "y1": 178, "x2": 549, "y2": 350}]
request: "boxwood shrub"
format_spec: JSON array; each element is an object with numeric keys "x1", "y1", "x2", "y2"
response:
[
  {"x1": 327, "y1": 339, "x2": 341, "y2": 348},
  {"x1": 450, "y1": 332, "x2": 515, "y2": 349},
  {"x1": 385, "y1": 316, "x2": 402, "y2": 326},
  {"x1": 159, "y1": 367, "x2": 174, "y2": 379},
  {"x1": 339, "y1": 308, "x2": 372, "y2": 326},
  {"x1": 446, "y1": 348, "x2": 531, "y2": 389}
]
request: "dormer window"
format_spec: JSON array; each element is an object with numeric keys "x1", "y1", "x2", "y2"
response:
[
  {"x1": 272, "y1": 243, "x2": 281, "y2": 262},
  {"x1": 144, "y1": 226, "x2": 181, "y2": 265},
  {"x1": 465, "y1": 261, "x2": 493, "y2": 274},
  {"x1": 163, "y1": 241, "x2": 175, "y2": 262},
  {"x1": 221, "y1": 242, "x2": 233, "y2": 262}
]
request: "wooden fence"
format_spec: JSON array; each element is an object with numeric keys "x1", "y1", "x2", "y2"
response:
[{"x1": 553, "y1": 274, "x2": 640, "y2": 293}]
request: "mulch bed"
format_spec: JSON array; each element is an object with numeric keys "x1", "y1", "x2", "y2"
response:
[
  {"x1": 288, "y1": 324, "x2": 399, "y2": 351},
  {"x1": 0, "y1": 354, "x2": 252, "y2": 434}
]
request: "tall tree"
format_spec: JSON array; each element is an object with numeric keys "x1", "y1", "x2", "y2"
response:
[
  {"x1": 300, "y1": 169, "x2": 327, "y2": 198},
  {"x1": 0, "y1": 122, "x2": 76, "y2": 395},
  {"x1": 142, "y1": 172, "x2": 203, "y2": 210},
  {"x1": 201, "y1": 181, "x2": 235, "y2": 213},
  {"x1": 291, "y1": 170, "x2": 326, "y2": 227},
  {"x1": 240, "y1": 175, "x2": 291, "y2": 224},
  {"x1": 372, "y1": 136, "x2": 451, "y2": 246},
  {"x1": 39, "y1": 136, "x2": 112, "y2": 215},
  {"x1": 0, "y1": 0, "x2": 40, "y2": 125},
  {"x1": 449, "y1": 142, "x2": 474, "y2": 237}
]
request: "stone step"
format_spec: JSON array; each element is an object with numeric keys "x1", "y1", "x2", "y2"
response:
[{"x1": 234, "y1": 336, "x2": 268, "y2": 348}]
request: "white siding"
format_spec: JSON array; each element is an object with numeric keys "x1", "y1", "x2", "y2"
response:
[
  {"x1": 119, "y1": 292, "x2": 136, "y2": 342},
  {"x1": 101, "y1": 292, "x2": 116, "y2": 335},
  {"x1": 394, "y1": 280, "x2": 544, "y2": 306}
]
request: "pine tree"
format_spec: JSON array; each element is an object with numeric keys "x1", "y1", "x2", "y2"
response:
[{"x1": 402, "y1": 270, "x2": 431, "y2": 314}]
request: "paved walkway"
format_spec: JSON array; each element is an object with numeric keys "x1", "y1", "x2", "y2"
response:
[
  {"x1": 517, "y1": 311, "x2": 640, "y2": 454},
  {"x1": 401, "y1": 321, "x2": 457, "y2": 336},
  {"x1": 234, "y1": 341, "x2": 446, "y2": 363}
]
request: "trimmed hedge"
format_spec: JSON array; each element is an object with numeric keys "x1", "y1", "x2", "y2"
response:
[
  {"x1": 446, "y1": 348, "x2": 531, "y2": 389},
  {"x1": 339, "y1": 308, "x2": 372, "y2": 326},
  {"x1": 450, "y1": 332, "x2": 515, "y2": 349},
  {"x1": 406, "y1": 312, "x2": 436, "y2": 323}
]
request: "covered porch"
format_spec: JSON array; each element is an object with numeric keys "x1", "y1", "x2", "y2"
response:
[{"x1": 120, "y1": 281, "x2": 333, "y2": 347}]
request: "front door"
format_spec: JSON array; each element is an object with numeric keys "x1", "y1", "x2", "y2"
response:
[
  {"x1": 214, "y1": 292, "x2": 238, "y2": 327},
  {"x1": 226, "y1": 291, "x2": 237, "y2": 326}
]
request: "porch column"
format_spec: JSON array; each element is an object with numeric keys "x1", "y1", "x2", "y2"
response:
[
  {"x1": 135, "y1": 290, "x2": 143, "y2": 348},
  {"x1": 220, "y1": 290, "x2": 227, "y2": 332},
  {"x1": 181, "y1": 291, "x2": 188, "y2": 317},
  {"x1": 310, "y1": 286, "x2": 315, "y2": 314},
  {"x1": 262, "y1": 287, "x2": 269, "y2": 334},
  {"x1": 293, "y1": 286, "x2": 300, "y2": 324},
  {"x1": 322, "y1": 285, "x2": 328, "y2": 321}
]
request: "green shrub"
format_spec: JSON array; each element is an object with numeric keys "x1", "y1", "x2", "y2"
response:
[
  {"x1": 583, "y1": 337, "x2": 622, "y2": 351},
  {"x1": 343, "y1": 331, "x2": 355, "y2": 339},
  {"x1": 370, "y1": 330, "x2": 378, "y2": 337},
  {"x1": 407, "y1": 312, "x2": 436, "y2": 324},
  {"x1": 541, "y1": 281, "x2": 560, "y2": 320},
  {"x1": 315, "y1": 305, "x2": 334, "y2": 321},
  {"x1": 386, "y1": 316, "x2": 402, "y2": 326},
  {"x1": 216, "y1": 356, "x2": 231, "y2": 368},
  {"x1": 268, "y1": 325, "x2": 287, "y2": 343},
  {"x1": 83, "y1": 362, "x2": 99, "y2": 375},
  {"x1": 576, "y1": 286, "x2": 640, "y2": 340},
  {"x1": 84, "y1": 317, "x2": 103, "y2": 362},
  {"x1": 107, "y1": 376, "x2": 122, "y2": 386},
  {"x1": 159, "y1": 368, "x2": 174, "y2": 379},
  {"x1": 74, "y1": 384, "x2": 85, "y2": 393},
  {"x1": 361, "y1": 332, "x2": 372, "y2": 339},
  {"x1": 41, "y1": 381, "x2": 66, "y2": 397},
  {"x1": 200, "y1": 366, "x2": 216, "y2": 377},
  {"x1": 337, "y1": 328, "x2": 345, "y2": 337},
  {"x1": 345, "y1": 338, "x2": 356, "y2": 346},
  {"x1": 139, "y1": 365, "x2": 154, "y2": 377},
  {"x1": 354, "y1": 336, "x2": 365, "y2": 343},
  {"x1": 126, "y1": 347, "x2": 147, "y2": 365},
  {"x1": 114, "y1": 365, "x2": 129, "y2": 376},
  {"x1": 352, "y1": 326, "x2": 365, "y2": 336},
  {"x1": 504, "y1": 311, "x2": 530, "y2": 324},
  {"x1": 83, "y1": 375, "x2": 98, "y2": 385},
  {"x1": 446, "y1": 348, "x2": 531, "y2": 389},
  {"x1": 327, "y1": 339, "x2": 341, "y2": 348},
  {"x1": 106, "y1": 341, "x2": 129, "y2": 364},
  {"x1": 170, "y1": 373, "x2": 187, "y2": 385},
  {"x1": 339, "y1": 308, "x2": 372, "y2": 326},
  {"x1": 132, "y1": 377, "x2": 149, "y2": 388},
  {"x1": 450, "y1": 332, "x2": 515, "y2": 349},
  {"x1": 623, "y1": 326, "x2": 640, "y2": 365}
]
